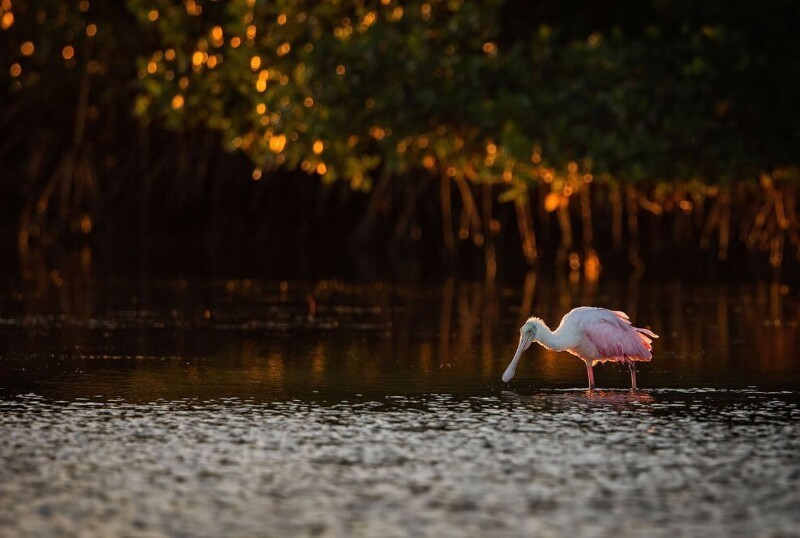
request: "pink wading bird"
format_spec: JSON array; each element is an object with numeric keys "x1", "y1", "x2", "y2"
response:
[{"x1": 502, "y1": 307, "x2": 658, "y2": 389}]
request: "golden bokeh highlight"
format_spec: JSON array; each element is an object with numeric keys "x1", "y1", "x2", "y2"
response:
[
  {"x1": 1, "y1": 11, "x2": 14, "y2": 29},
  {"x1": 210, "y1": 26, "x2": 223, "y2": 46},
  {"x1": 80, "y1": 215, "x2": 92, "y2": 234},
  {"x1": 185, "y1": 0, "x2": 202, "y2": 16},
  {"x1": 269, "y1": 134, "x2": 287, "y2": 153},
  {"x1": 20, "y1": 41, "x2": 34, "y2": 56},
  {"x1": 362, "y1": 11, "x2": 377, "y2": 27},
  {"x1": 544, "y1": 192, "x2": 560, "y2": 212}
]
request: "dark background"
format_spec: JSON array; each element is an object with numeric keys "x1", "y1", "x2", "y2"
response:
[{"x1": 2, "y1": 0, "x2": 800, "y2": 281}]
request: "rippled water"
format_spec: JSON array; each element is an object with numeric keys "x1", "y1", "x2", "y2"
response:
[
  {"x1": 1, "y1": 275, "x2": 799, "y2": 536},
  {"x1": 2, "y1": 391, "x2": 798, "y2": 537}
]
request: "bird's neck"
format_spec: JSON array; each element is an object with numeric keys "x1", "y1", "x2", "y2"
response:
[{"x1": 535, "y1": 324, "x2": 571, "y2": 352}]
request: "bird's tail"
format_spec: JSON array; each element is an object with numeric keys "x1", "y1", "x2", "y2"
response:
[{"x1": 634, "y1": 326, "x2": 659, "y2": 351}]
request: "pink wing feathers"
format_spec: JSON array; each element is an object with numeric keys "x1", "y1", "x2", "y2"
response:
[
  {"x1": 583, "y1": 309, "x2": 658, "y2": 363},
  {"x1": 610, "y1": 309, "x2": 658, "y2": 350}
]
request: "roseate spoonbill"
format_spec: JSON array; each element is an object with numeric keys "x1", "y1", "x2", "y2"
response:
[{"x1": 502, "y1": 307, "x2": 658, "y2": 389}]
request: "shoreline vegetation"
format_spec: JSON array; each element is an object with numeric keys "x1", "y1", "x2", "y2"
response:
[{"x1": 2, "y1": 0, "x2": 799, "y2": 277}]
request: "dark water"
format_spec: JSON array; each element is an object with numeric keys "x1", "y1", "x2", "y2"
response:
[{"x1": 1, "y1": 273, "x2": 799, "y2": 536}]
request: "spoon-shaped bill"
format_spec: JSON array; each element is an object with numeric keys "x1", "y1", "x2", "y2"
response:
[{"x1": 502, "y1": 334, "x2": 533, "y2": 382}]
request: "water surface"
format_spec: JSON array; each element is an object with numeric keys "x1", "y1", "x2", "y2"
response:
[{"x1": 1, "y1": 275, "x2": 799, "y2": 536}]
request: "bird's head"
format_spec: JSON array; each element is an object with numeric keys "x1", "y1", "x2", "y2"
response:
[
  {"x1": 502, "y1": 317, "x2": 544, "y2": 383},
  {"x1": 520, "y1": 317, "x2": 544, "y2": 341}
]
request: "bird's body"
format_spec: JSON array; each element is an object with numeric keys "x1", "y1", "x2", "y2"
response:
[{"x1": 502, "y1": 307, "x2": 658, "y2": 389}]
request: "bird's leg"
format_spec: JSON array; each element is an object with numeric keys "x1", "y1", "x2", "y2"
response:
[
  {"x1": 585, "y1": 361, "x2": 595, "y2": 390},
  {"x1": 629, "y1": 363, "x2": 638, "y2": 390}
]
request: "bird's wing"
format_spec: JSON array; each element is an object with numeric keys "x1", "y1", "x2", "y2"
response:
[
  {"x1": 636, "y1": 327, "x2": 659, "y2": 340},
  {"x1": 605, "y1": 309, "x2": 658, "y2": 347},
  {"x1": 611, "y1": 310, "x2": 630, "y2": 323},
  {"x1": 583, "y1": 315, "x2": 653, "y2": 361}
]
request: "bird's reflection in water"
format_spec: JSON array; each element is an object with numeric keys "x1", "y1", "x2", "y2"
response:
[
  {"x1": 582, "y1": 389, "x2": 655, "y2": 406},
  {"x1": 500, "y1": 388, "x2": 655, "y2": 413}
]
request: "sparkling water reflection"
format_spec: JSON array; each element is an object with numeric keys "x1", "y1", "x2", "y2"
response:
[{"x1": 1, "y1": 391, "x2": 798, "y2": 536}]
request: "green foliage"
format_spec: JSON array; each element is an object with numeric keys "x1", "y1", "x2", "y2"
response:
[{"x1": 4, "y1": 0, "x2": 800, "y2": 194}]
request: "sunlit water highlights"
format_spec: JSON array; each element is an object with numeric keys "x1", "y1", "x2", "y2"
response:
[{"x1": 1, "y1": 391, "x2": 798, "y2": 537}]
